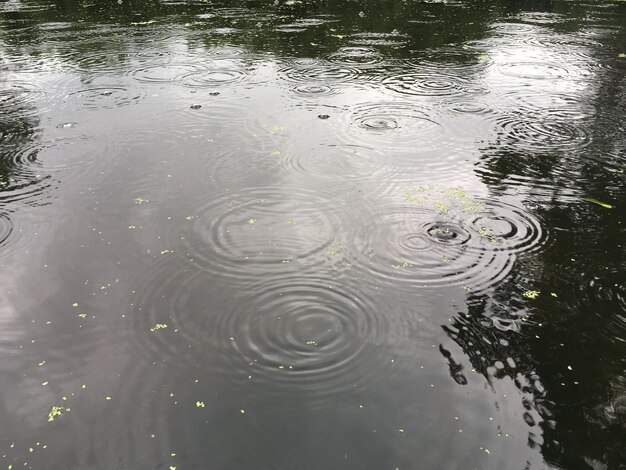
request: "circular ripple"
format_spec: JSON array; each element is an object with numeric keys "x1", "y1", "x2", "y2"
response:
[
  {"x1": 131, "y1": 63, "x2": 201, "y2": 83},
  {"x1": 426, "y1": 222, "x2": 471, "y2": 245},
  {"x1": 221, "y1": 275, "x2": 391, "y2": 401},
  {"x1": 342, "y1": 101, "x2": 442, "y2": 152},
  {"x1": 291, "y1": 83, "x2": 337, "y2": 97},
  {"x1": 0, "y1": 136, "x2": 53, "y2": 206},
  {"x1": 468, "y1": 200, "x2": 546, "y2": 255},
  {"x1": 280, "y1": 62, "x2": 361, "y2": 83},
  {"x1": 351, "y1": 204, "x2": 512, "y2": 293},
  {"x1": 66, "y1": 86, "x2": 144, "y2": 109},
  {"x1": 177, "y1": 186, "x2": 341, "y2": 284},
  {"x1": 447, "y1": 100, "x2": 494, "y2": 114},
  {"x1": 352, "y1": 191, "x2": 547, "y2": 293},
  {"x1": 498, "y1": 61, "x2": 574, "y2": 80},
  {"x1": 280, "y1": 143, "x2": 387, "y2": 181},
  {"x1": 130, "y1": 263, "x2": 397, "y2": 408},
  {"x1": 0, "y1": 82, "x2": 42, "y2": 111},
  {"x1": 492, "y1": 114, "x2": 591, "y2": 151},
  {"x1": 383, "y1": 69, "x2": 467, "y2": 97},
  {"x1": 327, "y1": 47, "x2": 383, "y2": 65},
  {"x1": 183, "y1": 68, "x2": 247, "y2": 87},
  {"x1": 0, "y1": 212, "x2": 12, "y2": 247}
]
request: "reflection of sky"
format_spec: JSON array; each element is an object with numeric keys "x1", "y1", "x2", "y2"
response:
[{"x1": 0, "y1": 7, "x2": 618, "y2": 467}]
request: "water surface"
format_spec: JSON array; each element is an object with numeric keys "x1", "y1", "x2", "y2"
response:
[{"x1": 1, "y1": 0, "x2": 625, "y2": 468}]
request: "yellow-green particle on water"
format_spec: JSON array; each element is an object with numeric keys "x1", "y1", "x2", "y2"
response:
[
  {"x1": 523, "y1": 290, "x2": 540, "y2": 300},
  {"x1": 583, "y1": 198, "x2": 613, "y2": 209},
  {"x1": 150, "y1": 323, "x2": 168, "y2": 332},
  {"x1": 288, "y1": 218, "x2": 296, "y2": 225},
  {"x1": 248, "y1": 218, "x2": 256, "y2": 225},
  {"x1": 434, "y1": 201, "x2": 448, "y2": 215},
  {"x1": 463, "y1": 201, "x2": 485, "y2": 213},
  {"x1": 402, "y1": 192, "x2": 425, "y2": 204},
  {"x1": 196, "y1": 401, "x2": 205, "y2": 408},
  {"x1": 392, "y1": 262, "x2": 410, "y2": 270},
  {"x1": 48, "y1": 406, "x2": 64, "y2": 422}
]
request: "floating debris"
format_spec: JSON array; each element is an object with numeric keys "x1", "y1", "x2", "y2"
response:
[
  {"x1": 150, "y1": 323, "x2": 168, "y2": 332},
  {"x1": 392, "y1": 262, "x2": 410, "y2": 269},
  {"x1": 583, "y1": 198, "x2": 613, "y2": 209},
  {"x1": 48, "y1": 406, "x2": 64, "y2": 422},
  {"x1": 523, "y1": 290, "x2": 540, "y2": 299}
]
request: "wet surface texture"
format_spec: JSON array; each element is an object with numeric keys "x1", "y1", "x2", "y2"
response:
[{"x1": 1, "y1": 0, "x2": 625, "y2": 468}]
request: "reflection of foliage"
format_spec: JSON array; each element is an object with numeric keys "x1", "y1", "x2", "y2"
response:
[
  {"x1": 0, "y1": 96, "x2": 40, "y2": 202},
  {"x1": 466, "y1": 16, "x2": 626, "y2": 467}
]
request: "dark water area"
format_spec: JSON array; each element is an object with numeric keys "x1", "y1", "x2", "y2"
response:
[{"x1": 1, "y1": 0, "x2": 625, "y2": 467}]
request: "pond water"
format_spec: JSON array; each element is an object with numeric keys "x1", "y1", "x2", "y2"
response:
[{"x1": 1, "y1": 0, "x2": 625, "y2": 468}]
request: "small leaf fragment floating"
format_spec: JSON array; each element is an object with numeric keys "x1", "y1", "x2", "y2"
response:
[
  {"x1": 196, "y1": 401, "x2": 205, "y2": 408},
  {"x1": 523, "y1": 290, "x2": 540, "y2": 300},
  {"x1": 288, "y1": 218, "x2": 296, "y2": 225},
  {"x1": 150, "y1": 323, "x2": 168, "y2": 332},
  {"x1": 434, "y1": 201, "x2": 448, "y2": 215},
  {"x1": 583, "y1": 198, "x2": 613, "y2": 209},
  {"x1": 619, "y1": 53, "x2": 626, "y2": 58},
  {"x1": 248, "y1": 218, "x2": 256, "y2": 224},
  {"x1": 392, "y1": 262, "x2": 410, "y2": 269},
  {"x1": 48, "y1": 406, "x2": 64, "y2": 422}
]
